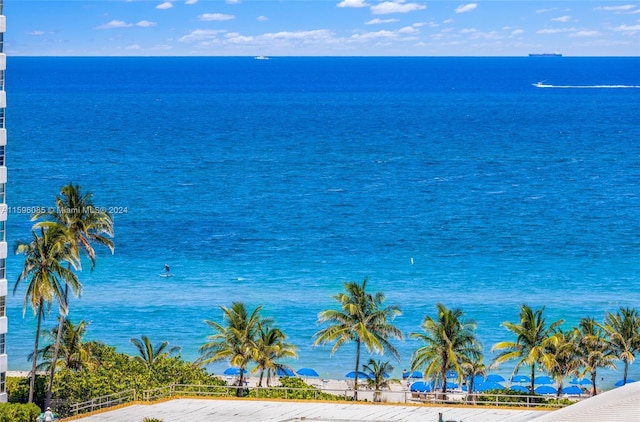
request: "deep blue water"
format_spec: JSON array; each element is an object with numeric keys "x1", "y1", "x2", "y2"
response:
[{"x1": 6, "y1": 57, "x2": 640, "y2": 388}]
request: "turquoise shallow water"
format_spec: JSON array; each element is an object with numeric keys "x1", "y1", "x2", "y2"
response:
[{"x1": 6, "y1": 57, "x2": 640, "y2": 388}]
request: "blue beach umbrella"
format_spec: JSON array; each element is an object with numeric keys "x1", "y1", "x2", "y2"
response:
[
  {"x1": 486, "y1": 374, "x2": 506, "y2": 383},
  {"x1": 535, "y1": 376, "x2": 554, "y2": 385},
  {"x1": 297, "y1": 368, "x2": 319, "y2": 377},
  {"x1": 446, "y1": 370, "x2": 458, "y2": 379},
  {"x1": 475, "y1": 381, "x2": 504, "y2": 392},
  {"x1": 510, "y1": 385, "x2": 529, "y2": 393},
  {"x1": 345, "y1": 371, "x2": 370, "y2": 379},
  {"x1": 569, "y1": 377, "x2": 592, "y2": 386},
  {"x1": 561, "y1": 386, "x2": 583, "y2": 395},
  {"x1": 403, "y1": 370, "x2": 423, "y2": 379},
  {"x1": 511, "y1": 375, "x2": 531, "y2": 383},
  {"x1": 223, "y1": 367, "x2": 245, "y2": 376},
  {"x1": 615, "y1": 379, "x2": 636, "y2": 387},
  {"x1": 410, "y1": 381, "x2": 434, "y2": 392},
  {"x1": 276, "y1": 367, "x2": 295, "y2": 377},
  {"x1": 471, "y1": 375, "x2": 485, "y2": 385},
  {"x1": 535, "y1": 385, "x2": 557, "y2": 395}
]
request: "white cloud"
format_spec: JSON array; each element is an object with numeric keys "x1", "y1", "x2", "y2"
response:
[
  {"x1": 536, "y1": 27, "x2": 576, "y2": 34},
  {"x1": 399, "y1": 26, "x2": 419, "y2": 34},
  {"x1": 262, "y1": 30, "x2": 335, "y2": 41},
  {"x1": 551, "y1": 16, "x2": 572, "y2": 23},
  {"x1": 455, "y1": 3, "x2": 477, "y2": 14},
  {"x1": 126, "y1": 44, "x2": 142, "y2": 50},
  {"x1": 198, "y1": 13, "x2": 235, "y2": 21},
  {"x1": 612, "y1": 24, "x2": 640, "y2": 34},
  {"x1": 370, "y1": 2, "x2": 426, "y2": 15},
  {"x1": 337, "y1": 0, "x2": 369, "y2": 8},
  {"x1": 226, "y1": 0, "x2": 241, "y2": 4},
  {"x1": 594, "y1": 5, "x2": 636, "y2": 12},
  {"x1": 95, "y1": 20, "x2": 133, "y2": 29},
  {"x1": 257, "y1": 16, "x2": 269, "y2": 22},
  {"x1": 136, "y1": 20, "x2": 157, "y2": 27},
  {"x1": 443, "y1": 19, "x2": 454, "y2": 24},
  {"x1": 536, "y1": 8, "x2": 558, "y2": 14},
  {"x1": 185, "y1": 0, "x2": 197, "y2": 4},
  {"x1": 365, "y1": 18, "x2": 399, "y2": 25},
  {"x1": 570, "y1": 30, "x2": 600, "y2": 37},
  {"x1": 511, "y1": 29, "x2": 524, "y2": 36},
  {"x1": 179, "y1": 29, "x2": 227, "y2": 42},
  {"x1": 27, "y1": 30, "x2": 45, "y2": 35},
  {"x1": 351, "y1": 30, "x2": 398, "y2": 40},
  {"x1": 156, "y1": 2, "x2": 173, "y2": 10}
]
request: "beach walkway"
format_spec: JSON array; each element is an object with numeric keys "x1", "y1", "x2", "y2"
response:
[{"x1": 69, "y1": 398, "x2": 549, "y2": 422}]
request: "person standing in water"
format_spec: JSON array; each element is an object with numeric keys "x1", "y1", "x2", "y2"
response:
[{"x1": 164, "y1": 263, "x2": 170, "y2": 274}]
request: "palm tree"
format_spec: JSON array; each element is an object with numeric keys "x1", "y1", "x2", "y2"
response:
[
  {"x1": 253, "y1": 323, "x2": 298, "y2": 387},
  {"x1": 313, "y1": 278, "x2": 403, "y2": 400},
  {"x1": 14, "y1": 226, "x2": 80, "y2": 403},
  {"x1": 546, "y1": 329, "x2": 581, "y2": 398},
  {"x1": 130, "y1": 335, "x2": 181, "y2": 367},
  {"x1": 574, "y1": 317, "x2": 616, "y2": 396},
  {"x1": 362, "y1": 358, "x2": 394, "y2": 402},
  {"x1": 460, "y1": 354, "x2": 486, "y2": 403},
  {"x1": 602, "y1": 307, "x2": 640, "y2": 386},
  {"x1": 33, "y1": 183, "x2": 114, "y2": 408},
  {"x1": 37, "y1": 318, "x2": 96, "y2": 372},
  {"x1": 491, "y1": 304, "x2": 563, "y2": 394},
  {"x1": 197, "y1": 302, "x2": 263, "y2": 396},
  {"x1": 410, "y1": 303, "x2": 480, "y2": 399}
]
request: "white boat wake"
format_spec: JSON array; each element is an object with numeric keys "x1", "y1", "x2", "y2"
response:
[{"x1": 533, "y1": 82, "x2": 640, "y2": 89}]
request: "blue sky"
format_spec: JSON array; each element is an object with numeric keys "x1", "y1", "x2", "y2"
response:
[{"x1": 6, "y1": 1, "x2": 640, "y2": 56}]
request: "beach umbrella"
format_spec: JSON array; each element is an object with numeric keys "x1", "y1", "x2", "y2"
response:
[
  {"x1": 410, "y1": 370, "x2": 423, "y2": 378},
  {"x1": 561, "y1": 386, "x2": 583, "y2": 395},
  {"x1": 535, "y1": 376, "x2": 554, "y2": 385},
  {"x1": 345, "y1": 371, "x2": 370, "y2": 379},
  {"x1": 223, "y1": 367, "x2": 245, "y2": 376},
  {"x1": 471, "y1": 375, "x2": 485, "y2": 385},
  {"x1": 485, "y1": 374, "x2": 506, "y2": 383},
  {"x1": 475, "y1": 381, "x2": 504, "y2": 392},
  {"x1": 297, "y1": 368, "x2": 319, "y2": 377},
  {"x1": 510, "y1": 385, "x2": 529, "y2": 393},
  {"x1": 511, "y1": 375, "x2": 531, "y2": 383},
  {"x1": 615, "y1": 379, "x2": 636, "y2": 387},
  {"x1": 534, "y1": 385, "x2": 557, "y2": 395},
  {"x1": 410, "y1": 381, "x2": 431, "y2": 392},
  {"x1": 569, "y1": 377, "x2": 592, "y2": 386},
  {"x1": 446, "y1": 370, "x2": 458, "y2": 379},
  {"x1": 446, "y1": 381, "x2": 459, "y2": 390},
  {"x1": 276, "y1": 367, "x2": 295, "y2": 377}
]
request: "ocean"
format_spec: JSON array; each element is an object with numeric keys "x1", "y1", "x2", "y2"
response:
[{"x1": 6, "y1": 57, "x2": 640, "y2": 388}]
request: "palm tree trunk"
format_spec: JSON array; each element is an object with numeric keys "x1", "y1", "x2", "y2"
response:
[
  {"x1": 623, "y1": 359, "x2": 629, "y2": 385},
  {"x1": 591, "y1": 371, "x2": 597, "y2": 396},
  {"x1": 530, "y1": 365, "x2": 535, "y2": 395},
  {"x1": 45, "y1": 284, "x2": 69, "y2": 408},
  {"x1": 237, "y1": 367, "x2": 245, "y2": 397},
  {"x1": 29, "y1": 301, "x2": 44, "y2": 403},
  {"x1": 353, "y1": 339, "x2": 361, "y2": 401}
]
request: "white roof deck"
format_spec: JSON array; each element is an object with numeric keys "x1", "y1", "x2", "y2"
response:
[{"x1": 70, "y1": 398, "x2": 549, "y2": 422}]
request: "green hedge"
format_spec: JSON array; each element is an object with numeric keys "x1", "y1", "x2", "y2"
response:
[
  {"x1": 0, "y1": 402, "x2": 42, "y2": 422},
  {"x1": 246, "y1": 377, "x2": 347, "y2": 401}
]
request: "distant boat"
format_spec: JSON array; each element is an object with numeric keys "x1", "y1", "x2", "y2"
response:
[
  {"x1": 529, "y1": 53, "x2": 562, "y2": 57},
  {"x1": 532, "y1": 81, "x2": 550, "y2": 87},
  {"x1": 254, "y1": 55, "x2": 270, "y2": 60}
]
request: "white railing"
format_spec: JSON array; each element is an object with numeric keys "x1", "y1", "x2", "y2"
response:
[{"x1": 68, "y1": 389, "x2": 137, "y2": 416}]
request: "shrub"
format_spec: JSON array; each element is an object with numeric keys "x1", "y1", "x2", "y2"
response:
[{"x1": 0, "y1": 402, "x2": 42, "y2": 422}]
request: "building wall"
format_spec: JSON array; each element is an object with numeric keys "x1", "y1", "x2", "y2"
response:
[{"x1": 0, "y1": 0, "x2": 8, "y2": 403}]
